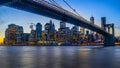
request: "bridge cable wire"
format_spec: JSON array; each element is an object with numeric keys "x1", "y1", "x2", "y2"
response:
[
  {"x1": 49, "y1": 0, "x2": 55, "y2": 4},
  {"x1": 62, "y1": 0, "x2": 81, "y2": 16},
  {"x1": 48, "y1": 0, "x2": 62, "y2": 7}
]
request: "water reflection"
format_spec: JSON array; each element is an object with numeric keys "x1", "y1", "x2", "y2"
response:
[{"x1": 0, "y1": 46, "x2": 120, "y2": 68}]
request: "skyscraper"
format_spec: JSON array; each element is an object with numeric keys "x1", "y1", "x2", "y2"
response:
[
  {"x1": 36, "y1": 23, "x2": 42, "y2": 42},
  {"x1": 60, "y1": 21, "x2": 66, "y2": 29},
  {"x1": 80, "y1": 27, "x2": 85, "y2": 35},
  {"x1": 101, "y1": 17, "x2": 106, "y2": 30},
  {"x1": 71, "y1": 25, "x2": 79, "y2": 42},
  {"x1": 28, "y1": 30, "x2": 36, "y2": 45},
  {"x1": 5, "y1": 24, "x2": 19, "y2": 45},
  {"x1": 90, "y1": 16, "x2": 94, "y2": 24},
  {"x1": 49, "y1": 20, "x2": 56, "y2": 41},
  {"x1": 90, "y1": 16, "x2": 94, "y2": 34},
  {"x1": 16, "y1": 26, "x2": 23, "y2": 44}
]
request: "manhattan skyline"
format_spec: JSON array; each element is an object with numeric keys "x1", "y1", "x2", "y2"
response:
[{"x1": 0, "y1": 0, "x2": 120, "y2": 44}]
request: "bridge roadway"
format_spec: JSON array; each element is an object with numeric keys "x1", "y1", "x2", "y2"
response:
[{"x1": 0, "y1": 0, "x2": 115, "y2": 46}]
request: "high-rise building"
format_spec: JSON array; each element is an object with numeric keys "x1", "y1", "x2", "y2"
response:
[
  {"x1": 80, "y1": 27, "x2": 85, "y2": 35},
  {"x1": 44, "y1": 20, "x2": 56, "y2": 41},
  {"x1": 58, "y1": 21, "x2": 71, "y2": 44},
  {"x1": 5, "y1": 24, "x2": 19, "y2": 45},
  {"x1": 90, "y1": 16, "x2": 94, "y2": 34},
  {"x1": 71, "y1": 26, "x2": 79, "y2": 42},
  {"x1": 36, "y1": 23, "x2": 42, "y2": 42},
  {"x1": 16, "y1": 26, "x2": 23, "y2": 44},
  {"x1": 80, "y1": 27, "x2": 85, "y2": 41},
  {"x1": 101, "y1": 17, "x2": 106, "y2": 30},
  {"x1": 60, "y1": 21, "x2": 66, "y2": 29},
  {"x1": 22, "y1": 33, "x2": 30, "y2": 45},
  {"x1": 86, "y1": 30, "x2": 89, "y2": 36},
  {"x1": 71, "y1": 25, "x2": 79, "y2": 32},
  {"x1": 28, "y1": 30, "x2": 36, "y2": 45},
  {"x1": 45, "y1": 23, "x2": 50, "y2": 31},
  {"x1": 90, "y1": 16, "x2": 94, "y2": 24}
]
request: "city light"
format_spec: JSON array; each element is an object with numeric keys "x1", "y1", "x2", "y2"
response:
[{"x1": 3, "y1": 18, "x2": 105, "y2": 46}]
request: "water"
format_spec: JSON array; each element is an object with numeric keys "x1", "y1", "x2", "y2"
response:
[{"x1": 0, "y1": 46, "x2": 120, "y2": 68}]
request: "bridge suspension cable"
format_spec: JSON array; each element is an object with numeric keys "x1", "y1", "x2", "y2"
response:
[
  {"x1": 48, "y1": 0, "x2": 62, "y2": 7},
  {"x1": 62, "y1": 0, "x2": 81, "y2": 16}
]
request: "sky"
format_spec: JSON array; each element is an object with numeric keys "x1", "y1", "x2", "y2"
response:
[{"x1": 0, "y1": 0, "x2": 120, "y2": 43}]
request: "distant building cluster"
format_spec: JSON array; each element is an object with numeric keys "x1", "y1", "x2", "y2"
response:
[{"x1": 4, "y1": 17, "x2": 104, "y2": 46}]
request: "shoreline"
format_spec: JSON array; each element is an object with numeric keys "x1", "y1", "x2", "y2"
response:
[
  {"x1": 0, "y1": 44, "x2": 119, "y2": 46},
  {"x1": 0, "y1": 43, "x2": 120, "y2": 46}
]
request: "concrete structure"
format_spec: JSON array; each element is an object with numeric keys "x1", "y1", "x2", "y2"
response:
[{"x1": 1, "y1": 0, "x2": 115, "y2": 46}]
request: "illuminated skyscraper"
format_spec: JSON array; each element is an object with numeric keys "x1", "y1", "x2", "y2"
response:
[
  {"x1": 71, "y1": 26, "x2": 79, "y2": 42},
  {"x1": 44, "y1": 23, "x2": 50, "y2": 41},
  {"x1": 80, "y1": 27, "x2": 85, "y2": 35},
  {"x1": 5, "y1": 24, "x2": 19, "y2": 45},
  {"x1": 16, "y1": 26, "x2": 23, "y2": 44},
  {"x1": 44, "y1": 20, "x2": 56, "y2": 41},
  {"x1": 36, "y1": 23, "x2": 42, "y2": 42},
  {"x1": 28, "y1": 30, "x2": 36, "y2": 45}
]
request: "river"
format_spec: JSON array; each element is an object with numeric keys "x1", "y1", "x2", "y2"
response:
[{"x1": 0, "y1": 46, "x2": 120, "y2": 68}]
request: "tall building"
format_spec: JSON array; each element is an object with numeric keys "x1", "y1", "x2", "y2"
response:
[
  {"x1": 5, "y1": 24, "x2": 19, "y2": 45},
  {"x1": 86, "y1": 30, "x2": 89, "y2": 36},
  {"x1": 90, "y1": 16, "x2": 94, "y2": 34},
  {"x1": 80, "y1": 27, "x2": 85, "y2": 35},
  {"x1": 80, "y1": 27, "x2": 85, "y2": 41},
  {"x1": 16, "y1": 26, "x2": 23, "y2": 44},
  {"x1": 71, "y1": 26, "x2": 79, "y2": 42},
  {"x1": 101, "y1": 17, "x2": 106, "y2": 30},
  {"x1": 36, "y1": 23, "x2": 42, "y2": 42},
  {"x1": 44, "y1": 20, "x2": 56, "y2": 41},
  {"x1": 90, "y1": 16, "x2": 94, "y2": 24},
  {"x1": 44, "y1": 23, "x2": 50, "y2": 41},
  {"x1": 60, "y1": 21, "x2": 66, "y2": 29},
  {"x1": 28, "y1": 30, "x2": 36, "y2": 45},
  {"x1": 57, "y1": 21, "x2": 71, "y2": 44},
  {"x1": 22, "y1": 33, "x2": 30, "y2": 45}
]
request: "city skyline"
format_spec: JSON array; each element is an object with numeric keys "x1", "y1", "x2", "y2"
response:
[
  {"x1": 0, "y1": 0, "x2": 120, "y2": 44},
  {"x1": 4, "y1": 20, "x2": 103, "y2": 46}
]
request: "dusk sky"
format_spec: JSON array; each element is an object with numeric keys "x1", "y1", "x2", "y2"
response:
[{"x1": 0, "y1": 0, "x2": 120, "y2": 43}]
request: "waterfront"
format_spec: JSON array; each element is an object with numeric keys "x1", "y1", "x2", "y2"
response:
[{"x1": 0, "y1": 46, "x2": 120, "y2": 68}]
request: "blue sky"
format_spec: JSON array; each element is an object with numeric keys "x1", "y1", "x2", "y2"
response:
[{"x1": 0, "y1": 0, "x2": 120, "y2": 43}]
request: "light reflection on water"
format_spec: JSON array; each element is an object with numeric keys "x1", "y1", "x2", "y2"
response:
[{"x1": 0, "y1": 46, "x2": 120, "y2": 68}]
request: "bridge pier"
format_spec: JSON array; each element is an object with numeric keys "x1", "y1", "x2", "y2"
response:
[{"x1": 104, "y1": 35, "x2": 115, "y2": 46}]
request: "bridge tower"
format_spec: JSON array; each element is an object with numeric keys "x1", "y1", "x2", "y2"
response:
[
  {"x1": 101, "y1": 17, "x2": 115, "y2": 46},
  {"x1": 104, "y1": 34, "x2": 115, "y2": 46},
  {"x1": 101, "y1": 17, "x2": 106, "y2": 30}
]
